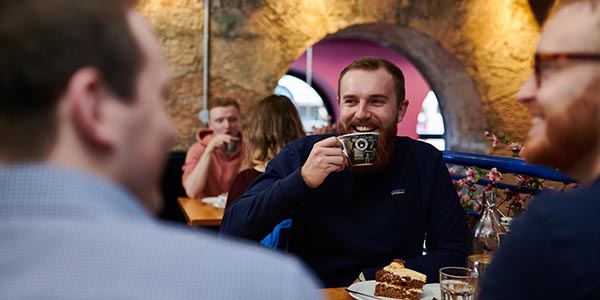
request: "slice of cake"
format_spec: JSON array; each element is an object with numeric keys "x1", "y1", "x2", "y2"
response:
[{"x1": 374, "y1": 259, "x2": 427, "y2": 300}]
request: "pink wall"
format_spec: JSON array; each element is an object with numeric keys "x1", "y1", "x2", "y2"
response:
[{"x1": 290, "y1": 38, "x2": 431, "y2": 139}]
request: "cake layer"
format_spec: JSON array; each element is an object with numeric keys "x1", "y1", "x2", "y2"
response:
[
  {"x1": 375, "y1": 269, "x2": 425, "y2": 290},
  {"x1": 383, "y1": 261, "x2": 427, "y2": 283},
  {"x1": 374, "y1": 282, "x2": 421, "y2": 300},
  {"x1": 373, "y1": 260, "x2": 427, "y2": 299}
]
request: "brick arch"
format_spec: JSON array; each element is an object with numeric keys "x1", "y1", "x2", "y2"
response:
[
  {"x1": 139, "y1": 0, "x2": 538, "y2": 151},
  {"x1": 330, "y1": 24, "x2": 488, "y2": 153}
]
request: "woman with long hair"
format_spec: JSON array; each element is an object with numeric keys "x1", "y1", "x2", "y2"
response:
[{"x1": 226, "y1": 94, "x2": 305, "y2": 207}]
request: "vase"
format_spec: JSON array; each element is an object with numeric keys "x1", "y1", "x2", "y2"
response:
[{"x1": 467, "y1": 190, "x2": 507, "y2": 278}]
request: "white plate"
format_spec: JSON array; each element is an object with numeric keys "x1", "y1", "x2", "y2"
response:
[
  {"x1": 200, "y1": 196, "x2": 226, "y2": 208},
  {"x1": 201, "y1": 197, "x2": 219, "y2": 204},
  {"x1": 347, "y1": 281, "x2": 440, "y2": 300}
]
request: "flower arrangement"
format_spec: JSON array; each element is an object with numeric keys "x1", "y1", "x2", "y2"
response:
[{"x1": 450, "y1": 131, "x2": 577, "y2": 228}]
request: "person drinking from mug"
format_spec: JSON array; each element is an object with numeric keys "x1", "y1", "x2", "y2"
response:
[
  {"x1": 220, "y1": 56, "x2": 468, "y2": 287},
  {"x1": 182, "y1": 98, "x2": 246, "y2": 199}
]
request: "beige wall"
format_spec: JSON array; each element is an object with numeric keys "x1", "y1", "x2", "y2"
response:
[{"x1": 138, "y1": 0, "x2": 539, "y2": 154}]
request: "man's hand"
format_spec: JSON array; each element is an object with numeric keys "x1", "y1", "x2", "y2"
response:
[
  {"x1": 300, "y1": 136, "x2": 347, "y2": 188},
  {"x1": 206, "y1": 133, "x2": 236, "y2": 152}
]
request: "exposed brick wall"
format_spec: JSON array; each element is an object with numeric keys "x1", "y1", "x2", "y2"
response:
[{"x1": 138, "y1": 0, "x2": 539, "y2": 155}]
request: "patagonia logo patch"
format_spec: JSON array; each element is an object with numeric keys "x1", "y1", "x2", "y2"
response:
[{"x1": 390, "y1": 188, "x2": 405, "y2": 196}]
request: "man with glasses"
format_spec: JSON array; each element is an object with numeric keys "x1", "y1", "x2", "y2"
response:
[{"x1": 479, "y1": 1, "x2": 600, "y2": 299}]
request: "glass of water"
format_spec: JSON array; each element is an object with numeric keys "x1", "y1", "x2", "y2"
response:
[{"x1": 439, "y1": 267, "x2": 478, "y2": 300}]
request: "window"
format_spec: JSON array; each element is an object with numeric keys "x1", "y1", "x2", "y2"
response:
[
  {"x1": 417, "y1": 90, "x2": 445, "y2": 150},
  {"x1": 275, "y1": 75, "x2": 331, "y2": 133}
]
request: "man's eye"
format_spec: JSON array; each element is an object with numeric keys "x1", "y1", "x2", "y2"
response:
[
  {"x1": 538, "y1": 60, "x2": 554, "y2": 73},
  {"x1": 343, "y1": 98, "x2": 357, "y2": 105}
]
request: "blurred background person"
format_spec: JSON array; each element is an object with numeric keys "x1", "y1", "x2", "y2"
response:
[
  {"x1": 226, "y1": 94, "x2": 306, "y2": 207},
  {"x1": 225, "y1": 95, "x2": 305, "y2": 250},
  {"x1": 479, "y1": 0, "x2": 600, "y2": 299},
  {"x1": 0, "y1": 0, "x2": 321, "y2": 298},
  {"x1": 182, "y1": 98, "x2": 246, "y2": 199}
]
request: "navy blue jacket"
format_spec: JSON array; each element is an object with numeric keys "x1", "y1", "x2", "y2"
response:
[
  {"x1": 220, "y1": 134, "x2": 468, "y2": 287},
  {"x1": 479, "y1": 178, "x2": 600, "y2": 300}
]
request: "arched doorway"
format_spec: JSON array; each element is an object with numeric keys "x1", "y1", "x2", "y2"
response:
[
  {"x1": 277, "y1": 30, "x2": 488, "y2": 153},
  {"x1": 329, "y1": 25, "x2": 489, "y2": 153}
]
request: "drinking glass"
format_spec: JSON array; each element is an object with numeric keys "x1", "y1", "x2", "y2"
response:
[{"x1": 439, "y1": 267, "x2": 478, "y2": 300}]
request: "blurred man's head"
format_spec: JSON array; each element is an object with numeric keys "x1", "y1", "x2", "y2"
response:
[
  {"x1": 337, "y1": 57, "x2": 409, "y2": 172},
  {"x1": 208, "y1": 98, "x2": 242, "y2": 137},
  {"x1": 0, "y1": 0, "x2": 176, "y2": 212},
  {"x1": 517, "y1": 0, "x2": 600, "y2": 183}
]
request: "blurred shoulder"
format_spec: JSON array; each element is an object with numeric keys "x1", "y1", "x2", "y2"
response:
[{"x1": 525, "y1": 178, "x2": 600, "y2": 219}]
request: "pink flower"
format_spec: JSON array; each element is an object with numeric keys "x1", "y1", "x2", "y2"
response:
[
  {"x1": 460, "y1": 194, "x2": 471, "y2": 205},
  {"x1": 491, "y1": 134, "x2": 498, "y2": 148},
  {"x1": 484, "y1": 131, "x2": 491, "y2": 138},
  {"x1": 516, "y1": 175, "x2": 532, "y2": 188},
  {"x1": 486, "y1": 168, "x2": 502, "y2": 182},
  {"x1": 473, "y1": 196, "x2": 483, "y2": 214},
  {"x1": 448, "y1": 168, "x2": 458, "y2": 175},
  {"x1": 507, "y1": 142, "x2": 523, "y2": 156},
  {"x1": 507, "y1": 142, "x2": 522, "y2": 152},
  {"x1": 465, "y1": 168, "x2": 477, "y2": 183}
]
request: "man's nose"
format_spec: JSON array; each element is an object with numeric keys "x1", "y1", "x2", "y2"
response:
[
  {"x1": 355, "y1": 101, "x2": 371, "y2": 119},
  {"x1": 516, "y1": 76, "x2": 536, "y2": 105}
]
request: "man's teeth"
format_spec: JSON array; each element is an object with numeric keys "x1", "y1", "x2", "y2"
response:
[{"x1": 355, "y1": 126, "x2": 375, "y2": 132}]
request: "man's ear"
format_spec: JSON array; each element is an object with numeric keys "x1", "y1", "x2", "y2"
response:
[
  {"x1": 397, "y1": 99, "x2": 409, "y2": 123},
  {"x1": 66, "y1": 68, "x2": 115, "y2": 149}
]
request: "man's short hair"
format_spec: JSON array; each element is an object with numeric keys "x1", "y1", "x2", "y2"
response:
[
  {"x1": 208, "y1": 98, "x2": 241, "y2": 113},
  {"x1": 337, "y1": 56, "x2": 406, "y2": 107},
  {"x1": 0, "y1": 0, "x2": 140, "y2": 159}
]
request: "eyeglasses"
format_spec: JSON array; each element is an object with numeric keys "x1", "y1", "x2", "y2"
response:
[{"x1": 534, "y1": 53, "x2": 600, "y2": 87}]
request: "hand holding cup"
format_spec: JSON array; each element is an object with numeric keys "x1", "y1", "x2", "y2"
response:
[
  {"x1": 300, "y1": 136, "x2": 347, "y2": 188},
  {"x1": 222, "y1": 137, "x2": 240, "y2": 155}
]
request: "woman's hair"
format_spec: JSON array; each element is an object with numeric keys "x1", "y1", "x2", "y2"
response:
[{"x1": 245, "y1": 95, "x2": 305, "y2": 167}]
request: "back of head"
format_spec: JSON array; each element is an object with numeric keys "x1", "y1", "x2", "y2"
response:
[
  {"x1": 337, "y1": 56, "x2": 406, "y2": 107},
  {"x1": 0, "y1": 0, "x2": 140, "y2": 160},
  {"x1": 245, "y1": 95, "x2": 305, "y2": 166}
]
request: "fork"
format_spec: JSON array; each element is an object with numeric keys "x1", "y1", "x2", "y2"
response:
[{"x1": 344, "y1": 288, "x2": 384, "y2": 300}]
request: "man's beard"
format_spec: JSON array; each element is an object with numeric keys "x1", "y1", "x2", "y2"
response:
[
  {"x1": 522, "y1": 84, "x2": 599, "y2": 174},
  {"x1": 338, "y1": 117, "x2": 397, "y2": 173}
]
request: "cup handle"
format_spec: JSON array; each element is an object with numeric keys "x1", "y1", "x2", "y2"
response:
[{"x1": 337, "y1": 137, "x2": 349, "y2": 159}]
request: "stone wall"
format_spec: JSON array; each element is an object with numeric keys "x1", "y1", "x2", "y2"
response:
[{"x1": 138, "y1": 0, "x2": 540, "y2": 154}]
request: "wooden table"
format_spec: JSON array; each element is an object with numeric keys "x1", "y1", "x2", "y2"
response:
[
  {"x1": 177, "y1": 197, "x2": 224, "y2": 226},
  {"x1": 322, "y1": 287, "x2": 353, "y2": 300}
]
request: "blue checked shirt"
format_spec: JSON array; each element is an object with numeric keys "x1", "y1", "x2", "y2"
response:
[{"x1": 0, "y1": 164, "x2": 320, "y2": 299}]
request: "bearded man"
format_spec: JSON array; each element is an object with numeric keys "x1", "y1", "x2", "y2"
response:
[
  {"x1": 479, "y1": 1, "x2": 600, "y2": 299},
  {"x1": 220, "y1": 56, "x2": 467, "y2": 287}
]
